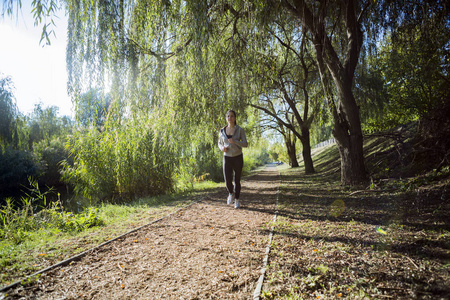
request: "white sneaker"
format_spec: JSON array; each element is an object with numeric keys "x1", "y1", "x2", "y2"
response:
[
  {"x1": 234, "y1": 199, "x2": 240, "y2": 209},
  {"x1": 227, "y1": 193, "x2": 235, "y2": 205}
]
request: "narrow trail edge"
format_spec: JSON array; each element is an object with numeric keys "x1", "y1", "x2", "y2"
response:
[{"x1": 253, "y1": 166, "x2": 280, "y2": 300}]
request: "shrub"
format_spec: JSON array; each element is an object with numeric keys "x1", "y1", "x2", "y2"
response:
[
  {"x1": 1, "y1": 182, "x2": 105, "y2": 245},
  {"x1": 41, "y1": 206, "x2": 104, "y2": 232},
  {"x1": 62, "y1": 123, "x2": 175, "y2": 203},
  {"x1": 243, "y1": 145, "x2": 271, "y2": 174},
  {"x1": 0, "y1": 148, "x2": 40, "y2": 202},
  {"x1": 33, "y1": 137, "x2": 71, "y2": 187}
]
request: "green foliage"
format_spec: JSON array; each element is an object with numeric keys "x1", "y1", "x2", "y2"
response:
[
  {"x1": 178, "y1": 141, "x2": 224, "y2": 186},
  {"x1": 33, "y1": 137, "x2": 71, "y2": 186},
  {"x1": 0, "y1": 179, "x2": 104, "y2": 245},
  {"x1": 0, "y1": 197, "x2": 35, "y2": 245},
  {"x1": 0, "y1": 178, "x2": 53, "y2": 244},
  {"x1": 11, "y1": 114, "x2": 31, "y2": 151},
  {"x1": 354, "y1": 56, "x2": 389, "y2": 134},
  {"x1": 0, "y1": 74, "x2": 75, "y2": 203},
  {"x1": 0, "y1": 103, "x2": 74, "y2": 212},
  {"x1": 243, "y1": 140, "x2": 271, "y2": 174},
  {"x1": 194, "y1": 143, "x2": 223, "y2": 183},
  {"x1": 28, "y1": 103, "x2": 73, "y2": 148},
  {"x1": 0, "y1": 82, "x2": 74, "y2": 153},
  {"x1": 113, "y1": 121, "x2": 175, "y2": 199},
  {"x1": 361, "y1": 12, "x2": 449, "y2": 134},
  {"x1": 173, "y1": 156, "x2": 197, "y2": 192},
  {"x1": 0, "y1": 148, "x2": 40, "y2": 200},
  {"x1": 310, "y1": 120, "x2": 333, "y2": 148},
  {"x1": 62, "y1": 119, "x2": 175, "y2": 202},
  {"x1": 62, "y1": 126, "x2": 115, "y2": 202},
  {"x1": 268, "y1": 143, "x2": 288, "y2": 163},
  {"x1": 21, "y1": 177, "x2": 55, "y2": 208},
  {"x1": 74, "y1": 88, "x2": 111, "y2": 128},
  {"x1": 0, "y1": 75, "x2": 18, "y2": 150},
  {"x1": 41, "y1": 206, "x2": 104, "y2": 232}
]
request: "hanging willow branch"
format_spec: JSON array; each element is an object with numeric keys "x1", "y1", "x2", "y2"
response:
[{"x1": 128, "y1": 35, "x2": 193, "y2": 62}]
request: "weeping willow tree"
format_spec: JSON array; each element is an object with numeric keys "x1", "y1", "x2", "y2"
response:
[
  {"x1": 4, "y1": 0, "x2": 449, "y2": 190},
  {"x1": 4, "y1": 0, "x2": 366, "y2": 187},
  {"x1": 58, "y1": 0, "x2": 263, "y2": 200}
]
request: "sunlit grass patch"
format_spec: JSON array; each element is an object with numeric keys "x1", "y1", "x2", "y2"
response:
[{"x1": 190, "y1": 179, "x2": 222, "y2": 190}]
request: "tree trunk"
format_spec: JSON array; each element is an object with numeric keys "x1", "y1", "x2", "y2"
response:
[
  {"x1": 286, "y1": 139, "x2": 299, "y2": 168},
  {"x1": 313, "y1": 50, "x2": 367, "y2": 183},
  {"x1": 300, "y1": 126, "x2": 315, "y2": 174},
  {"x1": 325, "y1": 44, "x2": 367, "y2": 184},
  {"x1": 320, "y1": 65, "x2": 367, "y2": 184},
  {"x1": 332, "y1": 103, "x2": 366, "y2": 184},
  {"x1": 311, "y1": 22, "x2": 366, "y2": 184}
]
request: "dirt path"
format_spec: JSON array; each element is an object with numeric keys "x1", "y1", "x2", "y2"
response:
[{"x1": 6, "y1": 166, "x2": 279, "y2": 299}]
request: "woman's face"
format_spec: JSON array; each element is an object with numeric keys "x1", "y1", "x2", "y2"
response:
[{"x1": 226, "y1": 111, "x2": 236, "y2": 125}]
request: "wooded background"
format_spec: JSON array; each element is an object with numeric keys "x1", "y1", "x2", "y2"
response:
[{"x1": 1, "y1": 0, "x2": 448, "y2": 206}]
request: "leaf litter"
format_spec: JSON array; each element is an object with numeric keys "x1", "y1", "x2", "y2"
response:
[{"x1": 261, "y1": 166, "x2": 449, "y2": 299}]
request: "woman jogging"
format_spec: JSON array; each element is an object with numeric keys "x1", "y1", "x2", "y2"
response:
[{"x1": 218, "y1": 110, "x2": 248, "y2": 208}]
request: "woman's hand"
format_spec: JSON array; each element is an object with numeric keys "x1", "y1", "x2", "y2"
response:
[
  {"x1": 228, "y1": 138, "x2": 236, "y2": 144},
  {"x1": 223, "y1": 146, "x2": 228, "y2": 152}
]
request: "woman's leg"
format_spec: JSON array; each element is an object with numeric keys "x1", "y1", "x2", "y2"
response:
[
  {"x1": 223, "y1": 156, "x2": 234, "y2": 195},
  {"x1": 233, "y1": 154, "x2": 244, "y2": 199}
]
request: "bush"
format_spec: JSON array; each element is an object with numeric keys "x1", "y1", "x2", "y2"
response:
[
  {"x1": 1, "y1": 188, "x2": 104, "y2": 245},
  {"x1": 62, "y1": 127, "x2": 116, "y2": 202},
  {"x1": 194, "y1": 142, "x2": 223, "y2": 182},
  {"x1": 415, "y1": 97, "x2": 450, "y2": 172},
  {"x1": 40, "y1": 206, "x2": 104, "y2": 232},
  {"x1": 0, "y1": 197, "x2": 36, "y2": 244},
  {"x1": 0, "y1": 148, "x2": 40, "y2": 202},
  {"x1": 33, "y1": 137, "x2": 71, "y2": 187},
  {"x1": 62, "y1": 123, "x2": 175, "y2": 203}
]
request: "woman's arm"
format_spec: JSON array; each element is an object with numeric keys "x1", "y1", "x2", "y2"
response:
[
  {"x1": 233, "y1": 127, "x2": 248, "y2": 148},
  {"x1": 218, "y1": 130, "x2": 228, "y2": 152}
]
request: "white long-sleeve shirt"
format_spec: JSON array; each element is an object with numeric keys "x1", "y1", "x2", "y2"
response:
[{"x1": 218, "y1": 125, "x2": 248, "y2": 157}]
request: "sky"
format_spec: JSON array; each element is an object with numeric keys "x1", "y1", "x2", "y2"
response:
[{"x1": 0, "y1": 1, "x2": 73, "y2": 117}]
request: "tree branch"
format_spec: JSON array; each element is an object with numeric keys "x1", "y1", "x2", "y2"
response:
[{"x1": 129, "y1": 35, "x2": 192, "y2": 68}]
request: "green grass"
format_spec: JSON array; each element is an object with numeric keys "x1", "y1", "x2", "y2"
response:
[
  {"x1": 0, "y1": 180, "x2": 222, "y2": 287},
  {"x1": 261, "y1": 135, "x2": 450, "y2": 299}
]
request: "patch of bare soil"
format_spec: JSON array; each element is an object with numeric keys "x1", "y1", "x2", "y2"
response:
[{"x1": 4, "y1": 166, "x2": 279, "y2": 299}]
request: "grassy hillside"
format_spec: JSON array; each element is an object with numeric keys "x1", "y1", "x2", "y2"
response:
[{"x1": 261, "y1": 126, "x2": 450, "y2": 299}]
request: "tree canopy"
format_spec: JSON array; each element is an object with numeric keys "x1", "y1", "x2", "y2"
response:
[
  {"x1": 0, "y1": 75, "x2": 17, "y2": 148},
  {"x1": 2, "y1": 0, "x2": 449, "y2": 191}
]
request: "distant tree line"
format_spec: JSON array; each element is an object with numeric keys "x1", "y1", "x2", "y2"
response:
[
  {"x1": 0, "y1": 75, "x2": 73, "y2": 203},
  {"x1": 0, "y1": 75, "x2": 270, "y2": 206}
]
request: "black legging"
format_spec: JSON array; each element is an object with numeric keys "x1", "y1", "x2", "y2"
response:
[{"x1": 223, "y1": 154, "x2": 243, "y2": 199}]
